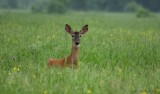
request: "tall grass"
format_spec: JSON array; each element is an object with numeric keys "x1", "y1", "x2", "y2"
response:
[{"x1": 0, "y1": 12, "x2": 160, "y2": 94}]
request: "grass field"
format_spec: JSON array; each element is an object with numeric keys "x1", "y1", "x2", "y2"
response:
[{"x1": 0, "y1": 11, "x2": 160, "y2": 94}]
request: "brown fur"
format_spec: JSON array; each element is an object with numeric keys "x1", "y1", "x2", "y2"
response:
[
  {"x1": 48, "y1": 45, "x2": 80, "y2": 68},
  {"x1": 47, "y1": 24, "x2": 88, "y2": 68}
]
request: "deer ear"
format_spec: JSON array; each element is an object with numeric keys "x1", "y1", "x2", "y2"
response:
[
  {"x1": 80, "y1": 25, "x2": 88, "y2": 34},
  {"x1": 65, "y1": 24, "x2": 73, "y2": 34}
]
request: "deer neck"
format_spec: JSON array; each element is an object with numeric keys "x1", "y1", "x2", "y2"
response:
[{"x1": 68, "y1": 43, "x2": 80, "y2": 65}]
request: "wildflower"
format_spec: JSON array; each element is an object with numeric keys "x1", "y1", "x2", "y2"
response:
[
  {"x1": 17, "y1": 68, "x2": 20, "y2": 71},
  {"x1": 44, "y1": 90, "x2": 47, "y2": 94},
  {"x1": 33, "y1": 75, "x2": 36, "y2": 78},
  {"x1": 13, "y1": 67, "x2": 20, "y2": 72},
  {"x1": 117, "y1": 67, "x2": 122, "y2": 73},
  {"x1": 9, "y1": 72, "x2": 11, "y2": 75},
  {"x1": 52, "y1": 35, "x2": 55, "y2": 39},
  {"x1": 141, "y1": 91, "x2": 147, "y2": 94},
  {"x1": 79, "y1": 62, "x2": 81, "y2": 64},
  {"x1": 88, "y1": 89, "x2": 92, "y2": 94},
  {"x1": 13, "y1": 67, "x2": 17, "y2": 71},
  {"x1": 155, "y1": 89, "x2": 160, "y2": 93}
]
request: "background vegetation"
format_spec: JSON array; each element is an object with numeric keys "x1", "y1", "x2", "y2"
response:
[{"x1": 0, "y1": 0, "x2": 160, "y2": 13}]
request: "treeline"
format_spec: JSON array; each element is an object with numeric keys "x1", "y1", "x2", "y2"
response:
[{"x1": 0, "y1": 0, "x2": 160, "y2": 13}]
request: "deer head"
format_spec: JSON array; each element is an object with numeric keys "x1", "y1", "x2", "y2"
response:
[{"x1": 65, "y1": 24, "x2": 88, "y2": 47}]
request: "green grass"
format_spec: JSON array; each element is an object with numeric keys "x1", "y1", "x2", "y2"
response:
[{"x1": 0, "y1": 11, "x2": 160, "y2": 94}]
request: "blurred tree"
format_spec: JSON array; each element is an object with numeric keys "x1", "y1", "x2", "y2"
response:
[
  {"x1": 124, "y1": 1, "x2": 142, "y2": 12},
  {"x1": 70, "y1": 0, "x2": 87, "y2": 10},
  {"x1": 46, "y1": 0, "x2": 68, "y2": 13},
  {"x1": 0, "y1": 0, "x2": 18, "y2": 9},
  {"x1": 9, "y1": 0, "x2": 18, "y2": 8},
  {"x1": 95, "y1": 0, "x2": 108, "y2": 10},
  {"x1": 31, "y1": 1, "x2": 46, "y2": 13},
  {"x1": 136, "y1": 5, "x2": 151, "y2": 17},
  {"x1": 0, "y1": 0, "x2": 8, "y2": 8},
  {"x1": 17, "y1": 0, "x2": 31, "y2": 9},
  {"x1": 136, "y1": 0, "x2": 160, "y2": 12},
  {"x1": 0, "y1": 0, "x2": 160, "y2": 12},
  {"x1": 31, "y1": 0, "x2": 69, "y2": 14},
  {"x1": 106, "y1": 0, "x2": 122, "y2": 11}
]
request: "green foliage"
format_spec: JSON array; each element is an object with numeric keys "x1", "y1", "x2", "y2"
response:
[
  {"x1": 31, "y1": 4, "x2": 45, "y2": 13},
  {"x1": 124, "y1": 1, "x2": 141, "y2": 12},
  {"x1": 124, "y1": 1, "x2": 152, "y2": 18},
  {"x1": 1, "y1": 0, "x2": 160, "y2": 12},
  {"x1": 31, "y1": 0, "x2": 68, "y2": 14},
  {"x1": 0, "y1": 0, "x2": 18, "y2": 9},
  {"x1": 46, "y1": 0, "x2": 68, "y2": 14},
  {"x1": 136, "y1": 6, "x2": 152, "y2": 18},
  {"x1": 0, "y1": 12, "x2": 160, "y2": 94}
]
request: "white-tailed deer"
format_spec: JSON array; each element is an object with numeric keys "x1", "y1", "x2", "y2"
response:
[{"x1": 48, "y1": 24, "x2": 88, "y2": 68}]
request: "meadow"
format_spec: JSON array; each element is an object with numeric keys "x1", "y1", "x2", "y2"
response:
[{"x1": 0, "y1": 11, "x2": 160, "y2": 94}]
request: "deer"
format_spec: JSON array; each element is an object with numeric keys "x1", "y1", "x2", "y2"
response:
[{"x1": 48, "y1": 24, "x2": 88, "y2": 68}]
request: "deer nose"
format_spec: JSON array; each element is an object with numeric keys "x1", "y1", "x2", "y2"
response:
[{"x1": 75, "y1": 42, "x2": 80, "y2": 45}]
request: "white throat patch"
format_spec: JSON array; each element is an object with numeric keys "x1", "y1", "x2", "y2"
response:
[{"x1": 74, "y1": 44, "x2": 80, "y2": 47}]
